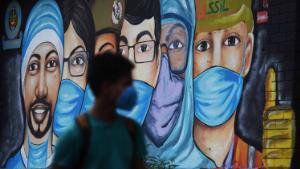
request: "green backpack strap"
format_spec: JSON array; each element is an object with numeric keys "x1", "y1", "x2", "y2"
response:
[{"x1": 76, "y1": 113, "x2": 91, "y2": 169}]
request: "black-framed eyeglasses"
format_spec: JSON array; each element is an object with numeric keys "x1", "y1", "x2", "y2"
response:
[
  {"x1": 63, "y1": 51, "x2": 88, "y2": 77},
  {"x1": 119, "y1": 40, "x2": 157, "y2": 63}
]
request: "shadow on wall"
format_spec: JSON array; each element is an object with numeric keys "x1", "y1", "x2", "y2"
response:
[
  {"x1": 291, "y1": 4, "x2": 300, "y2": 167},
  {"x1": 0, "y1": 50, "x2": 24, "y2": 168}
]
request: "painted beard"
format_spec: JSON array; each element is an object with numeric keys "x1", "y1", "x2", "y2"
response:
[{"x1": 28, "y1": 98, "x2": 52, "y2": 138}]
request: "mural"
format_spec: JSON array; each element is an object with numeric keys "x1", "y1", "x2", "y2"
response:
[
  {"x1": 53, "y1": 0, "x2": 95, "y2": 138},
  {"x1": 0, "y1": 0, "x2": 298, "y2": 168},
  {"x1": 192, "y1": 0, "x2": 262, "y2": 168},
  {"x1": 91, "y1": 0, "x2": 125, "y2": 55},
  {"x1": 5, "y1": 1, "x2": 64, "y2": 168}
]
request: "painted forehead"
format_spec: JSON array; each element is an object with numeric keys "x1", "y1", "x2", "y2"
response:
[
  {"x1": 31, "y1": 42, "x2": 57, "y2": 55},
  {"x1": 194, "y1": 21, "x2": 248, "y2": 39},
  {"x1": 162, "y1": 23, "x2": 187, "y2": 40},
  {"x1": 121, "y1": 18, "x2": 155, "y2": 43}
]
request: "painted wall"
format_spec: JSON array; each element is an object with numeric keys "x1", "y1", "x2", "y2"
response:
[{"x1": 0, "y1": 0, "x2": 298, "y2": 168}]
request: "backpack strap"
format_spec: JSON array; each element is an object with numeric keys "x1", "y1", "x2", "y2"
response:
[
  {"x1": 76, "y1": 113, "x2": 91, "y2": 169},
  {"x1": 119, "y1": 116, "x2": 138, "y2": 168}
]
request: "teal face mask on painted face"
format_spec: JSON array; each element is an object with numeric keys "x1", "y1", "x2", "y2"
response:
[
  {"x1": 116, "y1": 85, "x2": 137, "y2": 111},
  {"x1": 193, "y1": 66, "x2": 243, "y2": 126}
]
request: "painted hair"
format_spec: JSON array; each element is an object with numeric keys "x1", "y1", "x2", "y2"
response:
[
  {"x1": 61, "y1": 0, "x2": 95, "y2": 59},
  {"x1": 21, "y1": 0, "x2": 64, "y2": 93},
  {"x1": 125, "y1": 0, "x2": 161, "y2": 43}
]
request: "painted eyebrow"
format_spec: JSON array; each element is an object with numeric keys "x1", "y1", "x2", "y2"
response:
[
  {"x1": 196, "y1": 32, "x2": 212, "y2": 41},
  {"x1": 120, "y1": 36, "x2": 128, "y2": 45},
  {"x1": 30, "y1": 54, "x2": 41, "y2": 60},
  {"x1": 136, "y1": 31, "x2": 153, "y2": 43},
  {"x1": 46, "y1": 50, "x2": 58, "y2": 60},
  {"x1": 69, "y1": 45, "x2": 85, "y2": 57},
  {"x1": 166, "y1": 24, "x2": 185, "y2": 42},
  {"x1": 222, "y1": 28, "x2": 242, "y2": 36},
  {"x1": 99, "y1": 42, "x2": 115, "y2": 52}
]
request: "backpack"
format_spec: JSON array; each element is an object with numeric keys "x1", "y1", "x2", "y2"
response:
[{"x1": 75, "y1": 113, "x2": 137, "y2": 168}]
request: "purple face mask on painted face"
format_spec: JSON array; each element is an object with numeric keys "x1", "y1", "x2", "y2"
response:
[{"x1": 143, "y1": 54, "x2": 184, "y2": 147}]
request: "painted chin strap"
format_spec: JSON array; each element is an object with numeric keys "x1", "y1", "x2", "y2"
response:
[{"x1": 194, "y1": 40, "x2": 247, "y2": 127}]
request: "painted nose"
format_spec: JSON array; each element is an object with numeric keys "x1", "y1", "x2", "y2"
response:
[
  {"x1": 212, "y1": 43, "x2": 222, "y2": 66},
  {"x1": 161, "y1": 44, "x2": 168, "y2": 55},
  {"x1": 35, "y1": 69, "x2": 48, "y2": 99},
  {"x1": 128, "y1": 47, "x2": 135, "y2": 62}
]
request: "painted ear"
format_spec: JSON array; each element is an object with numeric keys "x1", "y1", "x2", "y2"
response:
[{"x1": 243, "y1": 32, "x2": 254, "y2": 77}]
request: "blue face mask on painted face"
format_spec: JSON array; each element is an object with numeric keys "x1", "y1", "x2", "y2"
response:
[
  {"x1": 193, "y1": 66, "x2": 243, "y2": 126},
  {"x1": 80, "y1": 84, "x2": 95, "y2": 113},
  {"x1": 116, "y1": 85, "x2": 137, "y2": 110},
  {"x1": 117, "y1": 80, "x2": 153, "y2": 125},
  {"x1": 53, "y1": 79, "x2": 84, "y2": 136}
]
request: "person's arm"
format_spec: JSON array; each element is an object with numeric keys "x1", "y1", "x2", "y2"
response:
[
  {"x1": 51, "y1": 123, "x2": 83, "y2": 169},
  {"x1": 133, "y1": 124, "x2": 147, "y2": 169}
]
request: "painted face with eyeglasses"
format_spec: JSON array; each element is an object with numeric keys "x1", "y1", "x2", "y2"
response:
[
  {"x1": 63, "y1": 22, "x2": 88, "y2": 89},
  {"x1": 120, "y1": 17, "x2": 160, "y2": 88}
]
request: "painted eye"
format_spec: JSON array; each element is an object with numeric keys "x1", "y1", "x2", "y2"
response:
[
  {"x1": 72, "y1": 56, "x2": 84, "y2": 65},
  {"x1": 169, "y1": 40, "x2": 183, "y2": 50},
  {"x1": 29, "y1": 63, "x2": 39, "y2": 71},
  {"x1": 119, "y1": 47, "x2": 126, "y2": 56},
  {"x1": 224, "y1": 36, "x2": 240, "y2": 46},
  {"x1": 47, "y1": 60, "x2": 57, "y2": 68},
  {"x1": 138, "y1": 44, "x2": 150, "y2": 53},
  {"x1": 196, "y1": 41, "x2": 210, "y2": 52}
]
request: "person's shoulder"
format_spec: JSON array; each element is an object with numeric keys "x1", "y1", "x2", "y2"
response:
[
  {"x1": 53, "y1": 118, "x2": 84, "y2": 167},
  {"x1": 122, "y1": 116, "x2": 138, "y2": 124},
  {"x1": 57, "y1": 119, "x2": 83, "y2": 143},
  {"x1": 119, "y1": 115, "x2": 139, "y2": 127},
  {"x1": 76, "y1": 113, "x2": 91, "y2": 129}
]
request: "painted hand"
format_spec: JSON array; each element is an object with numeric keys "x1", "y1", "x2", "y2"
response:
[{"x1": 263, "y1": 69, "x2": 296, "y2": 168}]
